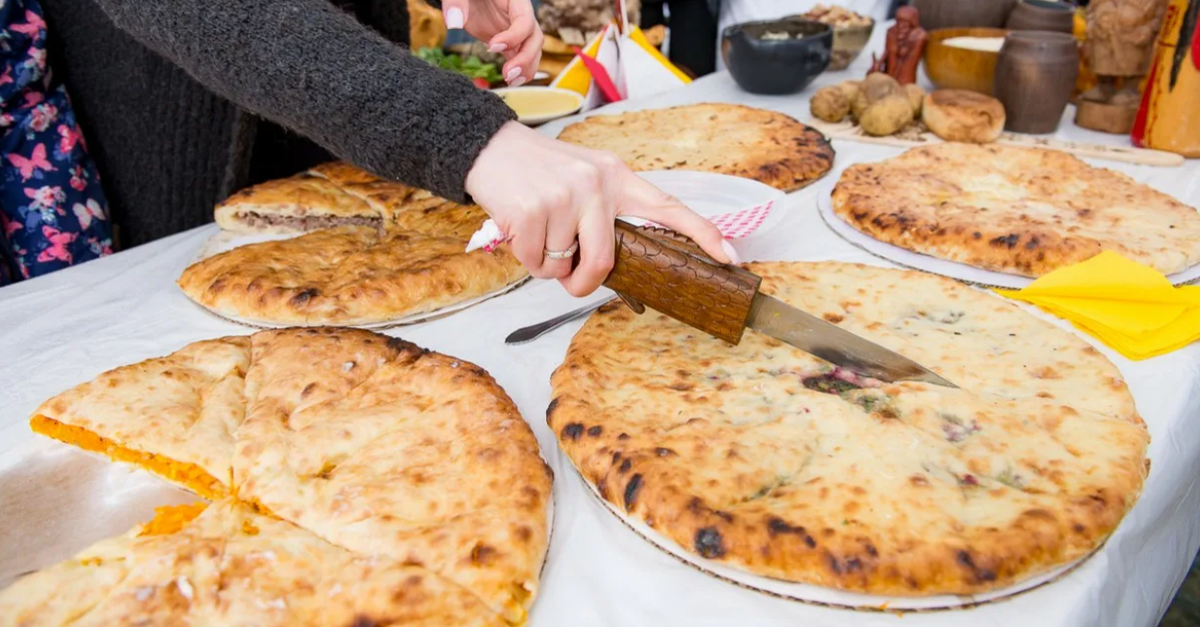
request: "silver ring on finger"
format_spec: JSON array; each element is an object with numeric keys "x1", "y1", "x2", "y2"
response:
[{"x1": 543, "y1": 241, "x2": 579, "y2": 259}]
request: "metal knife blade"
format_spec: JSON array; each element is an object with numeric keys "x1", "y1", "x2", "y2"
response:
[{"x1": 746, "y1": 293, "x2": 957, "y2": 387}]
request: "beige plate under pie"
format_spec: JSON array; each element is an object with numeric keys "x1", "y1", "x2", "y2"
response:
[
  {"x1": 572, "y1": 465, "x2": 1098, "y2": 612},
  {"x1": 184, "y1": 229, "x2": 531, "y2": 330}
]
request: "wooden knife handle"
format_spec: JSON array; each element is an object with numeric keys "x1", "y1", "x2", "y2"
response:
[{"x1": 602, "y1": 221, "x2": 761, "y2": 344}]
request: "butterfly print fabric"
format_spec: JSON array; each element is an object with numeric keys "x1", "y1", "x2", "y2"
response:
[{"x1": 0, "y1": 0, "x2": 111, "y2": 286}]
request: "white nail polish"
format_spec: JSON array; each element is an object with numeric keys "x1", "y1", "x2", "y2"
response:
[
  {"x1": 445, "y1": 7, "x2": 464, "y2": 29},
  {"x1": 506, "y1": 67, "x2": 522, "y2": 83},
  {"x1": 721, "y1": 240, "x2": 741, "y2": 265},
  {"x1": 488, "y1": 42, "x2": 508, "y2": 53},
  {"x1": 510, "y1": 76, "x2": 527, "y2": 87}
]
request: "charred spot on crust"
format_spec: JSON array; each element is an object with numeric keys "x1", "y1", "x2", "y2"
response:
[
  {"x1": 618, "y1": 433, "x2": 630, "y2": 440},
  {"x1": 546, "y1": 397, "x2": 561, "y2": 420},
  {"x1": 694, "y1": 528, "x2": 726, "y2": 559},
  {"x1": 349, "y1": 616, "x2": 378, "y2": 627},
  {"x1": 865, "y1": 543, "x2": 878, "y2": 557},
  {"x1": 990, "y1": 234, "x2": 1020, "y2": 249},
  {"x1": 655, "y1": 447, "x2": 676, "y2": 457},
  {"x1": 289, "y1": 288, "x2": 319, "y2": 306},
  {"x1": 619, "y1": 459, "x2": 632, "y2": 473},
  {"x1": 470, "y1": 543, "x2": 497, "y2": 565},
  {"x1": 973, "y1": 231, "x2": 982, "y2": 239},
  {"x1": 1024, "y1": 236, "x2": 1040, "y2": 250},
  {"x1": 587, "y1": 426, "x2": 603, "y2": 437},
  {"x1": 956, "y1": 550, "x2": 996, "y2": 583},
  {"x1": 301, "y1": 383, "x2": 317, "y2": 397},
  {"x1": 624, "y1": 474, "x2": 643, "y2": 511},
  {"x1": 385, "y1": 336, "x2": 418, "y2": 353},
  {"x1": 561, "y1": 423, "x2": 584, "y2": 440},
  {"x1": 767, "y1": 516, "x2": 818, "y2": 548},
  {"x1": 828, "y1": 554, "x2": 843, "y2": 575}
]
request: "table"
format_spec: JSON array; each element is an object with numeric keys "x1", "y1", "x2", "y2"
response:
[{"x1": 2, "y1": 41, "x2": 1199, "y2": 627}]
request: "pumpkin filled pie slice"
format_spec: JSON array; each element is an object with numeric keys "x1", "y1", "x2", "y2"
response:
[
  {"x1": 0, "y1": 500, "x2": 505, "y2": 627},
  {"x1": 29, "y1": 337, "x2": 251, "y2": 500}
]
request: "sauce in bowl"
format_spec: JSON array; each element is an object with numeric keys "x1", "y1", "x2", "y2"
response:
[{"x1": 494, "y1": 87, "x2": 584, "y2": 125}]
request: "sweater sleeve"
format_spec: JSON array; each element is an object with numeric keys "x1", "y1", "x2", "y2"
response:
[{"x1": 89, "y1": 0, "x2": 516, "y2": 202}]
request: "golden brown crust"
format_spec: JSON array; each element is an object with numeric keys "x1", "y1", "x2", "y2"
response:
[
  {"x1": 213, "y1": 173, "x2": 379, "y2": 233},
  {"x1": 235, "y1": 328, "x2": 553, "y2": 622},
  {"x1": 178, "y1": 226, "x2": 526, "y2": 326},
  {"x1": 831, "y1": 143, "x2": 1200, "y2": 276},
  {"x1": 215, "y1": 162, "x2": 489, "y2": 238},
  {"x1": 549, "y1": 261, "x2": 1148, "y2": 596},
  {"x1": 920, "y1": 90, "x2": 1005, "y2": 143},
  {"x1": 557, "y1": 103, "x2": 836, "y2": 192},
  {"x1": 12, "y1": 329, "x2": 552, "y2": 626}
]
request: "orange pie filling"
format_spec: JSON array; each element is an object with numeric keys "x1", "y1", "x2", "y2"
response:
[
  {"x1": 29, "y1": 415, "x2": 228, "y2": 501},
  {"x1": 137, "y1": 503, "x2": 210, "y2": 537}
]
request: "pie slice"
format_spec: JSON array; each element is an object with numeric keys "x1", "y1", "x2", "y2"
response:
[
  {"x1": 557, "y1": 103, "x2": 836, "y2": 192},
  {"x1": 29, "y1": 337, "x2": 251, "y2": 500},
  {"x1": 177, "y1": 226, "x2": 526, "y2": 326},
  {"x1": 234, "y1": 329, "x2": 552, "y2": 624},
  {"x1": 0, "y1": 500, "x2": 505, "y2": 627},
  {"x1": 214, "y1": 162, "x2": 489, "y2": 238},
  {"x1": 213, "y1": 171, "x2": 384, "y2": 234}
]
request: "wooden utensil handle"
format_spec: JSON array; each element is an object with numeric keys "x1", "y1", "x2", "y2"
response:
[{"x1": 603, "y1": 221, "x2": 761, "y2": 344}]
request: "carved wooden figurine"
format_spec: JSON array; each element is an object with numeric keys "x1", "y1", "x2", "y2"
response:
[
  {"x1": 1076, "y1": 0, "x2": 1169, "y2": 132},
  {"x1": 869, "y1": 6, "x2": 928, "y2": 85}
]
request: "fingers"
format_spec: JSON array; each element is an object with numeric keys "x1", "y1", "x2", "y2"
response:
[
  {"x1": 617, "y1": 174, "x2": 737, "y2": 264},
  {"x1": 494, "y1": 0, "x2": 542, "y2": 85},
  {"x1": 508, "y1": 213, "x2": 548, "y2": 277},
  {"x1": 541, "y1": 208, "x2": 579, "y2": 280},
  {"x1": 560, "y1": 207, "x2": 616, "y2": 297},
  {"x1": 442, "y1": 0, "x2": 467, "y2": 29}
]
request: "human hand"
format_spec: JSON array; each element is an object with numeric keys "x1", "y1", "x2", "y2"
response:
[
  {"x1": 441, "y1": 0, "x2": 543, "y2": 87},
  {"x1": 465, "y1": 122, "x2": 738, "y2": 297}
]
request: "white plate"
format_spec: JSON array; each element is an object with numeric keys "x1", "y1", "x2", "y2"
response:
[
  {"x1": 186, "y1": 229, "x2": 530, "y2": 330},
  {"x1": 631, "y1": 170, "x2": 788, "y2": 241},
  {"x1": 493, "y1": 86, "x2": 585, "y2": 126},
  {"x1": 816, "y1": 194, "x2": 1200, "y2": 289},
  {"x1": 573, "y1": 465, "x2": 1096, "y2": 612}
]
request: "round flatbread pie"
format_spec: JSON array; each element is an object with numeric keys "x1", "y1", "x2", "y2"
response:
[
  {"x1": 13, "y1": 328, "x2": 553, "y2": 626},
  {"x1": 557, "y1": 103, "x2": 835, "y2": 192},
  {"x1": 178, "y1": 226, "x2": 527, "y2": 326},
  {"x1": 549, "y1": 261, "x2": 1149, "y2": 596},
  {"x1": 831, "y1": 143, "x2": 1200, "y2": 277}
]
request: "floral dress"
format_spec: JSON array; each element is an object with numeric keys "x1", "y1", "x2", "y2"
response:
[{"x1": 0, "y1": 0, "x2": 111, "y2": 286}]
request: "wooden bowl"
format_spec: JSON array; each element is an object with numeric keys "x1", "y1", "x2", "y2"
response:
[
  {"x1": 923, "y1": 27, "x2": 1009, "y2": 96},
  {"x1": 913, "y1": 0, "x2": 1016, "y2": 31}
]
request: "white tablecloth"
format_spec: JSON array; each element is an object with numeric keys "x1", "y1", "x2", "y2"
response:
[{"x1": 2, "y1": 37, "x2": 1199, "y2": 627}]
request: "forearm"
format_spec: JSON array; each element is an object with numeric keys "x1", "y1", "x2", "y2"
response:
[{"x1": 91, "y1": 0, "x2": 514, "y2": 201}]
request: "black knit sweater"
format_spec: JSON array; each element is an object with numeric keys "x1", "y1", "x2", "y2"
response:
[{"x1": 42, "y1": 0, "x2": 516, "y2": 248}]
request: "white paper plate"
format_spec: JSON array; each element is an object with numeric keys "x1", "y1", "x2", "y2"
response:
[
  {"x1": 630, "y1": 170, "x2": 789, "y2": 240},
  {"x1": 573, "y1": 465, "x2": 1096, "y2": 612},
  {"x1": 816, "y1": 194, "x2": 1200, "y2": 289},
  {"x1": 186, "y1": 229, "x2": 530, "y2": 330}
]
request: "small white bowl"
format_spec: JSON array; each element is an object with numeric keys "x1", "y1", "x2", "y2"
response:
[{"x1": 492, "y1": 86, "x2": 585, "y2": 126}]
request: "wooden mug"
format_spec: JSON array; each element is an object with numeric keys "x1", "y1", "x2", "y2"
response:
[{"x1": 994, "y1": 31, "x2": 1080, "y2": 133}]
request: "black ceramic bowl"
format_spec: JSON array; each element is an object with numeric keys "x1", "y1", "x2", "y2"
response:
[{"x1": 722, "y1": 19, "x2": 833, "y2": 95}]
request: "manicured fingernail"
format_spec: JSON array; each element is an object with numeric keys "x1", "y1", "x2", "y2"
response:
[
  {"x1": 721, "y1": 240, "x2": 741, "y2": 265},
  {"x1": 445, "y1": 7, "x2": 464, "y2": 29},
  {"x1": 510, "y1": 76, "x2": 527, "y2": 87},
  {"x1": 488, "y1": 42, "x2": 508, "y2": 53},
  {"x1": 506, "y1": 67, "x2": 522, "y2": 83}
]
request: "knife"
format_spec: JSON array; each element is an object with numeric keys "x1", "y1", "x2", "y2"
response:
[{"x1": 586, "y1": 221, "x2": 957, "y2": 387}]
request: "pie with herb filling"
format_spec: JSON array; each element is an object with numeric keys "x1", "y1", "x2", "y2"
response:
[
  {"x1": 13, "y1": 328, "x2": 552, "y2": 626},
  {"x1": 831, "y1": 143, "x2": 1200, "y2": 277},
  {"x1": 549, "y1": 261, "x2": 1149, "y2": 595}
]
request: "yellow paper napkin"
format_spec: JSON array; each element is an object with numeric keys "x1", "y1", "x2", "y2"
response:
[{"x1": 995, "y1": 251, "x2": 1200, "y2": 360}]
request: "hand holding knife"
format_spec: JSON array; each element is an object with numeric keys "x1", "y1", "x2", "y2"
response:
[{"x1": 509, "y1": 221, "x2": 957, "y2": 388}]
